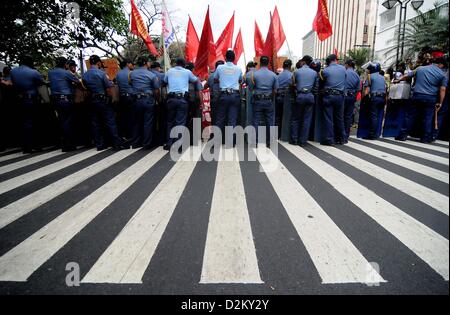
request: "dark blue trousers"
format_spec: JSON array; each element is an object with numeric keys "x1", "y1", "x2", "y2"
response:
[
  {"x1": 291, "y1": 93, "x2": 315, "y2": 144},
  {"x1": 253, "y1": 99, "x2": 275, "y2": 144},
  {"x1": 322, "y1": 94, "x2": 345, "y2": 144},
  {"x1": 344, "y1": 95, "x2": 357, "y2": 140},
  {"x1": 131, "y1": 95, "x2": 155, "y2": 148},
  {"x1": 21, "y1": 96, "x2": 41, "y2": 151},
  {"x1": 90, "y1": 97, "x2": 121, "y2": 149},
  {"x1": 118, "y1": 95, "x2": 134, "y2": 140},
  {"x1": 166, "y1": 97, "x2": 189, "y2": 146},
  {"x1": 216, "y1": 93, "x2": 241, "y2": 131},
  {"x1": 433, "y1": 94, "x2": 448, "y2": 141},
  {"x1": 399, "y1": 95, "x2": 436, "y2": 143},
  {"x1": 54, "y1": 97, "x2": 75, "y2": 150},
  {"x1": 368, "y1": 95, "x2": 386, "y2": 139}
]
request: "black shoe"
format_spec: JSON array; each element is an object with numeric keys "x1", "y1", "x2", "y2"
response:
[
  {"x1": 142, "y1": 145, "x2": 153, "y2": 151},
  {"x1": 33, "y1": 147, "x2": 43, "y2": 152},
  {"x1": 163, "y1": 144, "x2": 171, "y2": 151},
  {"x1": 362, "y1": 136, "x2": 377, "y2": 140},
  {"x1": 97, "y1": 145, "x2": 108, "y2": 151},
  {"x1": 321, "y1": 142, "x2": 335, "y2": 147},
  {"x1": 22, "y1": 149, "x2": 33, "y2": 154},
  {"x1": 299, "y1": 142, "x2": 307, "y2": 147},
  {"x1": 113, "y1": 144, "x2": 130, "y2": 151},
  {"x1": 289, "y1": 140, "x2": 299, "y2": 145},
  {"x1": 131, "y1": 145, "x2": 143, "y2": 149},
  {"x1": 395, "y1": 136, "x2": 407, "y2": 141}
]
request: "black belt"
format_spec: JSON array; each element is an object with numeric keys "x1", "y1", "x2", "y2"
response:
[
  {"x1": 345, "y1": 91, "x2": 356, "y2": 97},
  {"x1": 220, "y1": 89, "x2": 240, "y2": 95},
  {"x1": 323, "y1": 89, "x2": 344, "y2": 96},
  {"x1": 92, "y1": 93, "x2": 106, "y2": 99},
  {"x1": 120, "y1": 93, "x2": 133, "y2": 97},
  {"x1": 253, "y1": 94, "x2": 273, "y2": 101},
  {"x1": 297, "y1": 88, "x2": 313, "y2": 94},
  {"x1": 18, "y1": 93, "x2": 37, "y2": 99},
  {"x1": 168, "y1": 92, "x2": 188, "y2": 99},
  {"x1": 135, "y1": 93, "x2": 153, "y2": 99},
  {"x1": 371, "y1": 92, "x2": 386, "y2": 97},
  {"x1": 52, "y1": 94, "x2": 72, "y2": 101}
]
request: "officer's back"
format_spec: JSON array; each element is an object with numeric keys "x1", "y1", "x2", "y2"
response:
[
  {"x1": 251, "y1": 62, "x2": 279, "y2": 94},
  {"x1": 130, "y1": 64, "x2": 159, "y2": 94},
  {"x1": 116, "y1": 61, "x2": 134, "y2": 95},
  {"x1": 278, "y1": 65, "x2": 293, "y2": 90},
  {"x1": 294, "y1": 65, "x2": 318, "y2": 92},
  {"x1": 215, "y1": 59, "x2": 242, "y2": 91},
  {"x1": 412, "y1": 63, "x2": 447, "y2": 96},
  {"x1": 48, "y1": 58, "x2": 80, "y2": 95},
  {"x1": 82, "y1": 57, "x2": 112, "y2": 95},
  {"x1": 165, "y1": 62, "x2": 198, "y2": 94},
  {"x1": 322, "y1": 61, "x2": 347, "y2": 91},
  {"x1": 345, "y1": 67, "x2": 361, "y2": 93},
  {"x1": 11, "y1": 57, "x2": 44, "y2": 96},
  {"x1": 366, "y1": 72, "x2": 386, "y2": 94}
]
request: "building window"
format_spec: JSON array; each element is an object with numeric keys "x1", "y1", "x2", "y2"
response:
[
  {"x1": 380, "y1": 8, "x2": 396, "y2": 31},
  {"x1": 364, "y1": 25, "x2": 369, "y2": 34}
]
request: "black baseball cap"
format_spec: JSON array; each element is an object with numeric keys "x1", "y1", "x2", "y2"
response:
[{"x1": 300, "y1": 55, "x2": 313, "y2": 64}]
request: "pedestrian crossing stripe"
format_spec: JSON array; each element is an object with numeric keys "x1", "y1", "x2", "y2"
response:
[
  {"x1": 0, "y1": 150, "x2": 65, "y2": 175},
  {"x1": 380, "y1": 138, "x2": 449, "y2": 154},
  {"x1": 0, "y1": 139, "x2": 447, "y2": 287}
]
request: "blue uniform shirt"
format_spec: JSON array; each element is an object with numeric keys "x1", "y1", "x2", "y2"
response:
[
  {"x1": 364, "y1": 72, "x2": 387, "y2": 94},
  {"x1": 244, "y1": 68, "x2": 256, "y2": 86},
  {"x1": 250, "y1": 67, "x2": 279, "y2": 94},
  {"x1": 150, "y1": 69, "x2": 165, "y2": 86},
  {"x1": 409, "y1": 64, "x2": 448, "y2": 96},
  {"x1": 11, "y1": 65, "x2": 45, "y2": 96},
  {"x1": 207, "y1": 72, "x2": 220, "y2": 96},
  {"x1": 277, "y1": 69, "x2": 293, "y2": 89},
  {"x1": 164, "y1": 66, "x2": 199, "y2": 93},
  {"x1": 215, "y1": 62, "x2": 243, "y2": 90},
  {"x1": 130, "y1": 67, "x2": 159, "y2": 94},
  {"x1": 82, "y1": 65, "x2": 112, "y2": 94},
  {"x1": 48, "y1": 67, "x2": 79, "y2": 95},
  {"x1": 345, "y1": 68, "x2": 361, "y2": 93},
  {"x1": 116, "y1": 68, "x2": 134, "y2": 94},
  {"x1": 321, "y1": 63, "x2": 347, "y2": 91},
  {"x1": 293, "y1": 66, "x2": 318, "y2": 92}
]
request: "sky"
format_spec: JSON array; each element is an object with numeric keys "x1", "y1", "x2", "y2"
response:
[{"x1": 156, "y1": 0, "x2": 318, "y2": 68}]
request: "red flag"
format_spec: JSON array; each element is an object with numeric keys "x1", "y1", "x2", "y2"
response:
[
  {"x1": 271, "y1": 6, "x2": 286, "y2": 53},
  {"x1": 334, "y1": 48, "x2": 339, "y2": 60},
  {"x1": 233, "y1": 28, "x2": 244, "y2": 65},
  {"x1": 313, "y1": 0, "x2": 333, "y2": 41},
  {"x1": 215, "y1": 13, "x2": 235, "y2": 61},
  {"x1": 195, "y1": 6, "x2": 216, "y2": 79},
  {"x1": 185, "y1": 15, "x2": 199, "y2": 63},
  {"x1": 254, "y1": 21, "x2": 265, "y2": 57},
  {"x1": 262, "y1": 12, "x2": 275, "y2": 67},
  {"x1": 130, "y1": 0, "x2": 159, "y2": 56}
]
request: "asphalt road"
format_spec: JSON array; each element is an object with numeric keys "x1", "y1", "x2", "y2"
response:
[{"x1": 0, "y1": 137, "x2": 448, "y2": 295}]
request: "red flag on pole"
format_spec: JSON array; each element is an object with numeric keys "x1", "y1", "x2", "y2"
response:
[
  {"x1": 254, "y1": 21, "x2": 265, "y2": 57},
  {"x1": 271, "y1": 6, "x2": 286, "y2": 53},
  {"x1": 233, "y1": 28, "x2": 244, "y2": 65},
  {"x1": 215, "y1": 13, "x2": 235, "y2": 61},
  {"x1": 313, "y1": 0, "x2": 333, "y2": 41},
  {"x1": 334, "y1": 48, "x2": 339, "y2": 60},
  {"x1": 130, "y1": 0, "x2": 159, "y2": 56},
  {"x1": 194, "y1": 6, "x2": 216, "y2": 79},
  {"x1": 185, "y1": 15, "x2": 199, "y2": 63},
  {"x1": 262, "y1": 12, "x2": 276, "y2": 68}
]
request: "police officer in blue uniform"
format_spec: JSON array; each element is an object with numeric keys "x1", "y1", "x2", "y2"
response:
[
  {"x1": 11, "y1": 55, "x2": 46, "y2": 153},
  {"x1": 129, "y1": 57, "x2": 160, "y2": 150},
  {"x1": 215, "y1": 50, "x2": 243, "y2": 143},
  {"x1": 48, "y1": 57, "x2": 81, "y2": 152},
  {"x1": 82, "y1": 55, "x2": 127, "y2": 151},
  {"x1": 344, "y1": 59, "x2": 361, "y2": 142},
  {"x1": 395, "y1": 56, "x2": 448, "y2": 143},
  {"x1": 249, "y1": 56, "x2": 279, "y2": 146},
  {"x1": 363, "y1": 62, "x2": 387, "y2": 140},
  {"x1": 276, "y1": 59, "x2": 293, "y2": 139},
  {"x1": 185, "y1": 62, "x2": 203, "y2": 127},
  {"x1": 205, "y1": 60, "x2": 225, "y2": 127},
  {"x1": 319, "y1": 54, "x2": 347, "y2": 146},
  {"x1": 150, "y1": 61, "x2": 167, "y2": 146},
  {"x1": 291, "y1": 55, "x2": 318, "y2": 146},
  {"x1": 116, "y1": 59, "x2": 135, "y2": 141},
  {"x1": 163, "y1": 58, "x2": 200, "y2": 150}
]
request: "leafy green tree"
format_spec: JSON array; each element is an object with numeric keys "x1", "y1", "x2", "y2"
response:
[
  {"x1": 385, "y1": 1, "x2": 449, "y2": 66},
  {"x1": 343, "y1": 48, "x2": 372, "y2": 73}
]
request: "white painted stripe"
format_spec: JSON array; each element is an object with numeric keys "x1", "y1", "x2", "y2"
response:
[
  {"x1": 346, "y1": 141, "x2": 449, "y2": 184},
  {"x1": 311, "y1": 143, "x2": 449, "y2": 216},
  {"x1": 383, "y1": 139, "x2": 449, "y2": 154},
  {"x1": 0, "y1": 150, "x2": 136, "y2": 229},
  {"x1": 82, "y1": 145, "x2": 204, "y2": 284},
  {"x1": 255, "y1": 147, "x2": 385, "y2": 284},
  {"x1": 0, "y1": 150, "x2": 64, "y2": 175},
  {"x1": 200, "y1": 148, "x2": 262, "y2": 284},
  {"x1": 352, "y1": 137, "x2": 449, "y2": 165},
  {"x1": 0, "y1": 148, "x2": 167, "y2": 282},
  {"x1": 434, "y1": 140, "x2": 449, "y2": 147},
  {"x1": 0, "y1": 148, "x2": 20, "y2": 155},
  {"x1": 281, "y1": 142, "x2": 449, "y2": 280},
  {"x1": 0, "y1": 149, "x2": 101, "y2": 195},
  {"x1": 0, "y1": 147, "x2": 54, "y2": 163}
]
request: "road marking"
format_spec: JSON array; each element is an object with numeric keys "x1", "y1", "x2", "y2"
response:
[
  {"x1": 255, "y1": 147, "x2": 385, "y2": 284},
  {"x1": 433, "y1": 140, "x2": 449, "y2": 147},
  {"x1": 0, "y1": 148, "x2": 167, "y2": 282},
  {"x1": 0, "y1": 150, "x2": 65, "y2": 175},
  {"x1": 0, "y1": 147, "x2": 54, "y2": 163},
  {"x1": 0, "y1": 149, "x2": 101, "y2": 195},
  {"x1": 0, "y1": 150, "x2": 136, "y2": 229},
  {"x1": 200, "y1": 147, "x2": 262, "y2": 284},
  {"x1": 381, "y1": 138, "x2": 449, "y2": 154},
  {"x1": 311, "y1": 143, "x2": 449, "y2": 216},
  {"x1": 351, "y1": 137, "x2": 449, "y2": 165},
  {"x1": 82, "y1": 146, "x2": 204, "y2": 284},
  {"x1": 345, "y1": 141, "x2": 449, "y2": 184},
  {"x1": 281, "y1": 142, "x2": 449, "y2": 281}
]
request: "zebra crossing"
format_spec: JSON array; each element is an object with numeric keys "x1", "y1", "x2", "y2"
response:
[{"x1": 0, "y1": 138, "x2": 448, "y2": 294}]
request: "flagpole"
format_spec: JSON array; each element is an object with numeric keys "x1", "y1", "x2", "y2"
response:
[
  {"x1": 285, "y1": 38, "x2": 293, "y2": 61},
  {"x1": 162, "y1": 0, "x2": 184, "y2": 58}
]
